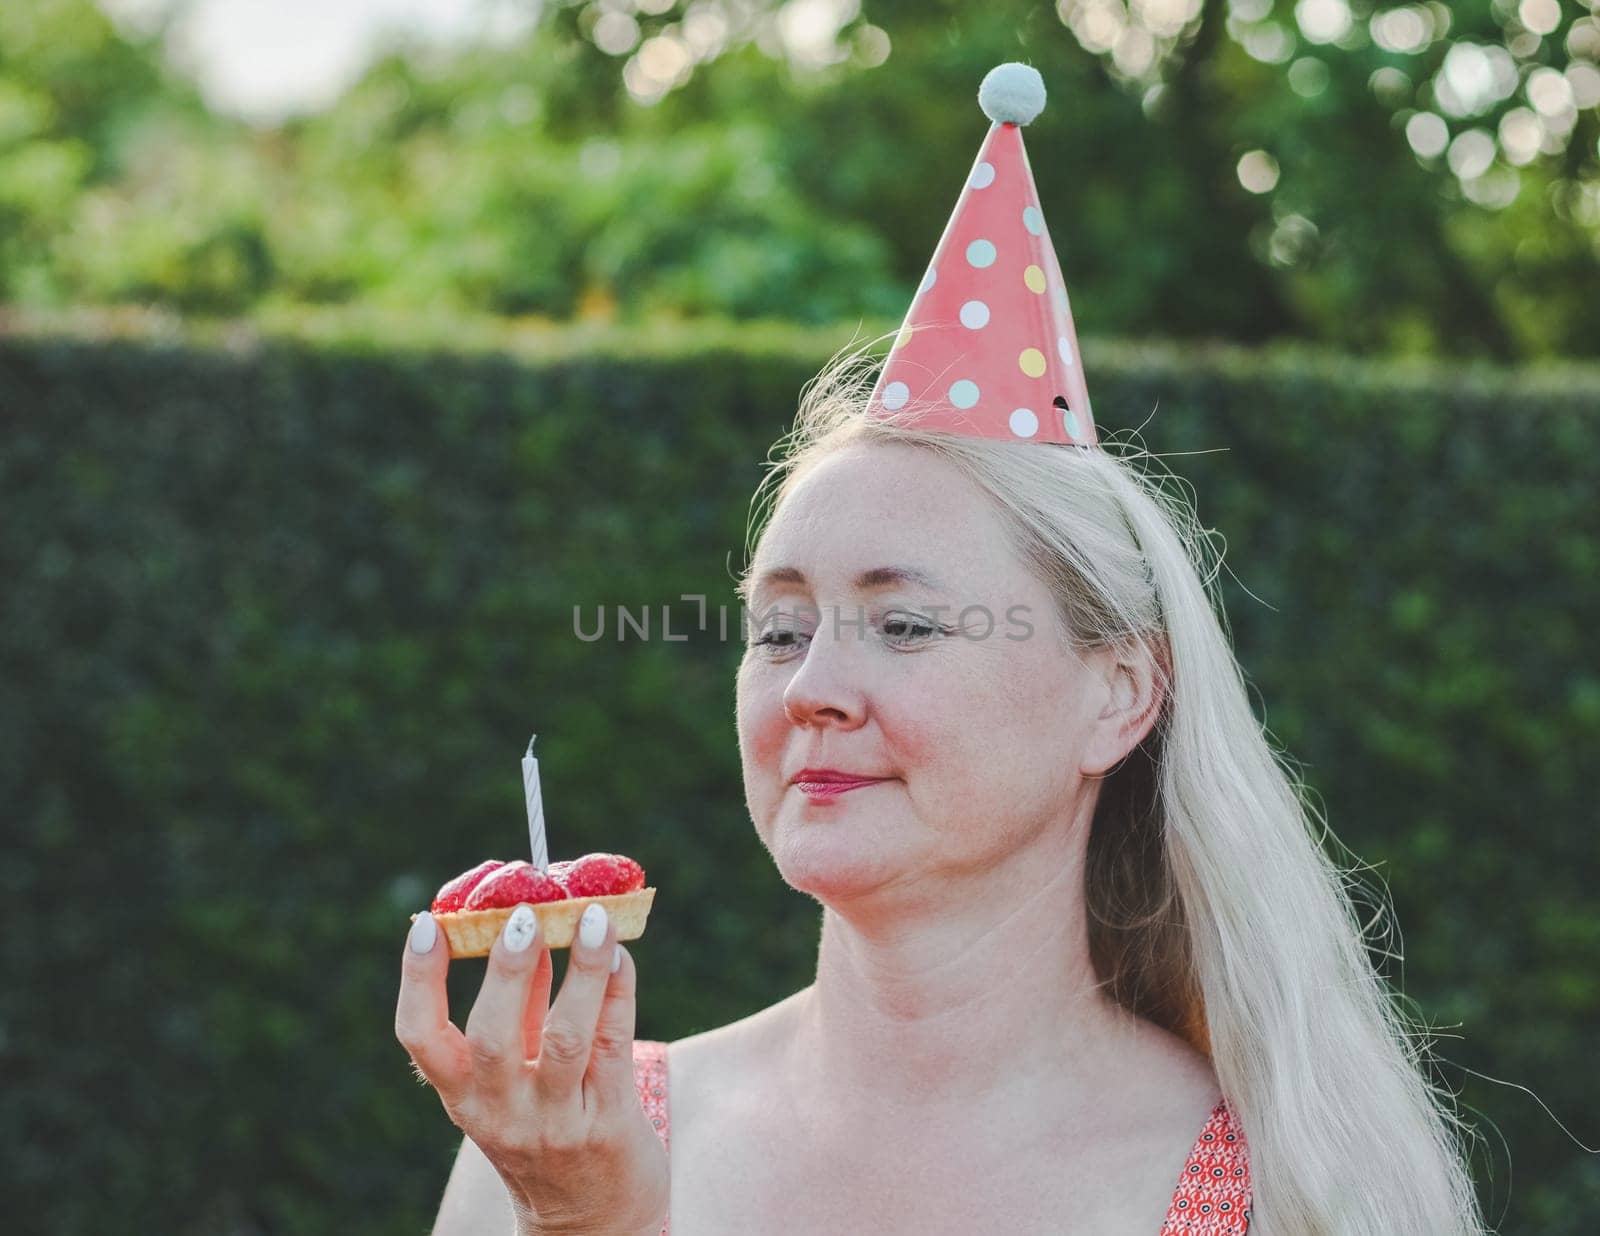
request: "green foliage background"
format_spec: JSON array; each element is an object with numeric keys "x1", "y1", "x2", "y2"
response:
[
  {"x1": 4, "y1": 0, "x2": 1600, "y2": 355},
  {"x1": 1, "y1": 318, "x2": 1597, "y2": 1231}
]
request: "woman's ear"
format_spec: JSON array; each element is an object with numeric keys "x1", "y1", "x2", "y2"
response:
[{"x1": 1081, "y1": 638, "x2": 1167, "y2": 778}]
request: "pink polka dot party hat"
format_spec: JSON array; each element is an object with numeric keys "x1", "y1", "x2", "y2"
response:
[{"x1": 867, "y1": 62, "x2": 1095, "y2": 447}]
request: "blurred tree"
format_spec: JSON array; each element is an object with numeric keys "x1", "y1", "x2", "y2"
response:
[
  {"x1": 4, "y1": 0, "x2": 1598, "y2": 355},
  {"x1": 0, "y1": 0, "x2": 274, "y2": 311},
  {"x1": 552, "y1": 0, "x2": 1600, "y2": 356},
  {"x1": 0, "y1": 0, "x2": 162, "y2": 300},
  {"x1": 249, "y1": 48, "x2": 901, "y2": 321}
]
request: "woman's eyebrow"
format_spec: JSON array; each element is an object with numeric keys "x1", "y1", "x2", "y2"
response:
[{"x1": 748, "y1": 564, "x2": 949, "y2": 601}]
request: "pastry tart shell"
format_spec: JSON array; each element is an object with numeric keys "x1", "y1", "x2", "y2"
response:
[{"x1": 417, "y1": 887, "x2": 655, "y2": 957}]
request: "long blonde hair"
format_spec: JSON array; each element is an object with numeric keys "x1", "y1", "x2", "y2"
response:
[{"x1": 737, "y1": 338, "x2": 1487, "y2": 1236}]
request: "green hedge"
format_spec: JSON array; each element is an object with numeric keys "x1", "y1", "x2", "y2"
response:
[{"x1": 2, "y1": 312, "x2": 1597, "y2": 1232}]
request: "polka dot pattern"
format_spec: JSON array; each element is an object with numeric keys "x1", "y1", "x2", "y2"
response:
[
  {"x1": 949, "y1": 379, "x2": 980, "y2": 408},
  {"x1": 1009, "y1": 407, "x2": 1038, "y2": 437},
  {"x1": 636, "y1": 1041, "x2": 1249, "y2": 1236},
  {"x1": 867, "y1": 118, "x2": 1095, "y2": 445}
]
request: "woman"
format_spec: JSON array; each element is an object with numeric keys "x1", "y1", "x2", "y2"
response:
[{"x1": 396, "y1": 64, "x2": 1487, "y2": 1235}]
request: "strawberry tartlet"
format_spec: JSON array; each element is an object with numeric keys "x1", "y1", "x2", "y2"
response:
[{"x1": 416, "y1": 853, "x2": 655, "y2": 957}]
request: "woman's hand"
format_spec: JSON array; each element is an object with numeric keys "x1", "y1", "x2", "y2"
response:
[{"x1": 395, "y1": 902, "x2": 670, "y2": 1236}]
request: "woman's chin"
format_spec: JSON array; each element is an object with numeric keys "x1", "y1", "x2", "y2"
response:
[{"x1": 768, "y1": 821, "x2": 904, "y2": 901}]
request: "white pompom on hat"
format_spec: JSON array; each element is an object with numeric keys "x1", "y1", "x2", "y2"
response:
[{"x1": 978, "y1": 62, "x2": 1047, "y2": 126}]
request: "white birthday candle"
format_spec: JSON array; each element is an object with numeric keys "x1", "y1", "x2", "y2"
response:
[{"x1": 522, "y1": 733, "x2": 548, "y2": 872}]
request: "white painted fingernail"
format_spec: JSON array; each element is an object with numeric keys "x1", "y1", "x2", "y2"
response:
[
  {"x1": 579, "y1": 903, "x2": 608, "y2": 949},
  {"x1": 409, "y1": 911, "x2": 437, "y2": 954},
  {"x1": 503, "y1": 904, "x2": 539, "y2": 953},
  {"x1": 610, "y1": 944, "x2": 623, "y2": 973}
]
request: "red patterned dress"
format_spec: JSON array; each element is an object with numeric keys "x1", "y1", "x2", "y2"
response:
[{"x1": 631, "y1": 1039, "x2": 1252, "y2": 1234}]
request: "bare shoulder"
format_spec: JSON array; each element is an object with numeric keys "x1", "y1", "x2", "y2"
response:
[
  {"x1": 1101, "y1": 1011, "x2": 1226, "y2": 1154},
  {"x1": 1145, "y1": 1019, "x2": 1222, "y2": 1110},
  {"x1": 663, "y1": 989, "x2": 802, "y2": 1123},
  {"x1": 665, "y1": 997, "x2": 1222, "y2": 1137},
  {"x1": 660, "y1": 1000, "x2": 1226, "y2": 1236},
  {"x1": 660, "y1": 994, "x2": 823, "y2": 1235}
]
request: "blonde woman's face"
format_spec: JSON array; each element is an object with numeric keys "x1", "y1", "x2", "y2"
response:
[{"x1": 736, "y1": 442, "x2": 1113, "y2": 909}]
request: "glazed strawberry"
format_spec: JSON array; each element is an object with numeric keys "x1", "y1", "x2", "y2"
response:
[
  {"x1": 463, "y1": 860, "x2": 569, "y2": 910},
  {"x1": 431, "y1": 860, "x2": 505, "y2": 914},
  {"x1": 546, "y1": 859, "x2": 576, "y2": 885},
  {"x1": 559, "y1": 853, "x2": 646, "y2": 898}
]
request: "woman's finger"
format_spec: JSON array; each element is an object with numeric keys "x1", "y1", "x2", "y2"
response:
[
  {"x1": 462, "y1": 904, "x2": 549, "y2": 1094},
  {"x1": 584, "y1": 943, "x2": 641, "y2": 1112},
  {"x1": 533, "y1": 902, "x2": 619, "y2": 1104},
  {"x1": 395, "y1": 910, "x2": 472, "y2": 1106},
  {"x1": 520, "y1": 942, "x2": 556, "y2": 1061}
]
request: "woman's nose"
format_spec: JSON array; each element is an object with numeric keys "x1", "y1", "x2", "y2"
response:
[
  {"x1": 781, "y1": 615, "x2": 867, "y2": 729},
  {"x1": 783, "y1": 686, "x2": 860, "y2": 729}
]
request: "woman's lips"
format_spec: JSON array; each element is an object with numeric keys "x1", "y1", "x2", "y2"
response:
[{"x1": 794, "y1": 778, "x2": 887, "y2": 799}]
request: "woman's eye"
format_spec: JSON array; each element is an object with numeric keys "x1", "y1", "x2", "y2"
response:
[
  {"x1": 879, "y1": 612, "x2": 942, "y2": 645},
  {"x1": 752, "y1": 627, "x2": 808, "y2": 653},
  {"x1": 749, "y1": 612, "x2": 945, "y2": 654}
]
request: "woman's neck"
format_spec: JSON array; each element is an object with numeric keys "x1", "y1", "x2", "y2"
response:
[{"x1": 785, "y1": 830, "x2": 1137, "y2": 1123}]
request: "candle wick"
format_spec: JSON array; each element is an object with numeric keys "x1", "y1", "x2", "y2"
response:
[{"x1": 525, "y1": 733, "x2": 537, "y2": 757}]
